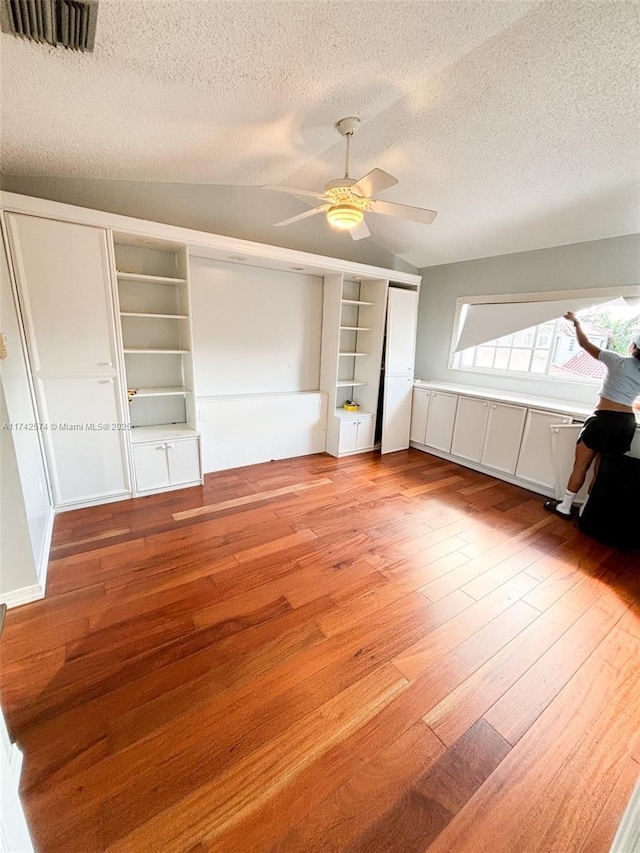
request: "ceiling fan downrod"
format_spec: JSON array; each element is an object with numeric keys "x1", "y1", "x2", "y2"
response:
[{"x1": 336, "y1": 117, "x2": 361, "y2": 180}]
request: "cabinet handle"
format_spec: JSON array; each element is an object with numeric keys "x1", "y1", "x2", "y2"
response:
[
  {"x1": 98, "y1": 378, "x2": 114, "y2": 384},
  {"x1": 155, "y1": 444, "x2": 165, "y2": 450},
  {"x1": 492, "y1": 404, "x2": 497, "y2": 409},
  {"x1": 166, "y1": 443, "x2": 175, "y2": 449},
  {"x1": 98, "y1": 362, "x2": 112, "y2": 367},
  {"x1": 483, "y1": 403, "x2": 487, "y2": 407}
]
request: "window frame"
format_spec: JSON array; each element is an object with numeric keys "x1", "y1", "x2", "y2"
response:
[{"x1": 448, "y1": 285, "x2": 640, "y2": 386}]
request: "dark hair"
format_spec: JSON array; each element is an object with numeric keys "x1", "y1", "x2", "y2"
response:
[{"x1": 633, "y1": 343, "x2": 640, "y2": 362}]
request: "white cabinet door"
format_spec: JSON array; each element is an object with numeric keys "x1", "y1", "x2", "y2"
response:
[
  {"x1": 355, "y1": 416, "x2": 374, "y2": 450},
  {"x1": 482, "y1": 402, "x2": 527, "y2": 475},
  {"x1": 386, "y1": 288, "x2": 418, "y2": 376},
  {"x1": 338, "y1": 418, "x2": 359, "y2": 454},
  {"x1": 338, "y1": 416, "x2": 373, "y2": 454},
  {"x1": 133, "y1": 443, "x2": 171, "y2": 493},
  {"x1": 410, "y1": 389, "x2": 431, "y2": 444},
  {"x1": 551, "y1": 423, "x2": 591, "y2": 502},
  {"x1": 381, "y1": 375, "x2": 413, "y2": 454},
  {"x1": 40, "y1": 377, "x2": 130, "y2": 505},
  {"x1": 451, "y1": 397, "x2": 490, "y2": 462},
  {"x1": 167, "y1": 438, "x2": 201, "y2": 485},
  {"x1": 5, "y1": 214, "x2": 118, "y2": 376},
  {"x1": 515, "y1": 409, "x2": 573, "y2": 488},
  {"x1": 424, "y1": 391, "x2": 458, "y2": 453}
]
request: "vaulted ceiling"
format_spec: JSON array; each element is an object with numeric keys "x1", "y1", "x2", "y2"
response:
[{"x1": 1, "y1": 0, "x2": 638, "y2": 267}]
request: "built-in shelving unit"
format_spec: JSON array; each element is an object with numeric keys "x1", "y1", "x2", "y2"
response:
[
  {"x1": 113, "y1": 239, "x2": 196, "y2": 433},
  {"x1": 112, "y1": 236, "x2": 202, "y2": 494},
  {"x1": 320, "y1": 273, "x2": 388, "y2": 456}
]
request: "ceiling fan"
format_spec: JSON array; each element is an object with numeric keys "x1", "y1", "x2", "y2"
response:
[{"x1": 265, "y1": 117, "x2": 437, "y2": 241}]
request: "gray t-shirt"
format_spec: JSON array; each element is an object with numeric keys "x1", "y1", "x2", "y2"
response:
[{"x1": 598, "y1": 349, "x2": 640, "y2": 406}]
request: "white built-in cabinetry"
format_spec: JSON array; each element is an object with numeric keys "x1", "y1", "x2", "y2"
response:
[
  {"x1": 410, "y1": 388, "x2": 459, "y2": 454},
  {"x1": 112, "y1": 237, "x2": 201, "y2": 496},
  {"x1": 321, "y1": 277, "x2": 420, "y2": 457},
  {"x1": 3, "y1": 214, "x2": 203, "y2": 509},
  {"x1": 4, "y1": 214, "x2": 130, "y2": 507},
  {"x1": 2, "y1": 190, "x2": 421, "y2": 509},
  {"x1": 515, "y1": 408, "x2": 572, "y2": 488},
  {"x1": 335, "y1": 411, "x2": 375, "y2": 453},
  {"x1": 451, "y1": 398, "x2": 526, "y2": 476},
  {"x1": 410, "y1": 383, "x2": 582, "y2": 496}
]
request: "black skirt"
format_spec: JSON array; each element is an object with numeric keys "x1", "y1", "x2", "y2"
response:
[{"x1": 577, "y1": 410, "x2": 637, "y2": 456}]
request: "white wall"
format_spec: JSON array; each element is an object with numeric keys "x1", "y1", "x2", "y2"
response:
[
  {"x1": 190, "y1": 258, "x2": 323, "y2": 396},
  {"x1": 0, "y1": 385, "x2": 40, "y2": 601},
  {"x1": 0, "y1": 232, "x2": 52, "y2": 602},
  {"x1": 0, "y1": 175, "x2": 417, "y2": 274},
  {"x1": 416, "y1": 234, "x2": 640, "y2": 406}
]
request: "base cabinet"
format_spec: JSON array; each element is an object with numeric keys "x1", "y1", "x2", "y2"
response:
[
  {"x1": 133, "y1": 437, "x2": 201, "y2": 494},
  {"x1": 424, "y1": 391, "x2": 458, "y2": 453},
  {"x1": 338, "y1": 415, "x2": 374, "y2": 454},
  {"x1": 482, "y1": 402, "x2": 527, "y2": 475},
  {"x1": 410, "y1": 388, "x2": 459, "y2": 453},
  {"x1": 450, "y1": 397, "x2": 525, "y2": 475},
  {"x1": 410, "y1": 388, "x2": 431, "y2": 444},
  {"x1": 516, "y1": 409, "x2": 573, "y2": 488},
  {"x1": 451, "y1": 397, "x2": 490, "y2": 462}
]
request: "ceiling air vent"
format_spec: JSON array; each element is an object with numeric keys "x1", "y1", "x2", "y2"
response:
[{"x1": 5, "y1": 0, "x2": 98, "y2": 51}]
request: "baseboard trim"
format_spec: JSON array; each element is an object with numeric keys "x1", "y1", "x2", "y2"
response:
[
  {"x1": 611, "y1": 778, "x2": 640, "y2": 853},
  {"x1": 0, "y1": 582, "x2": 45, "y2": 609},
  {"x1": 37, "y1": 506, "x2": 55, "y2": 589}
]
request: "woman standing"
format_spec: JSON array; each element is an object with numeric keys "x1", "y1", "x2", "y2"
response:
[{"x1": 544, "y1": 312, "x2": 640, "y2": 518}]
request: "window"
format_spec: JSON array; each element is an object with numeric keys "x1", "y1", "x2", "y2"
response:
[{"x1": 451, "y1": 289, "x2": 640, "y2": 384}]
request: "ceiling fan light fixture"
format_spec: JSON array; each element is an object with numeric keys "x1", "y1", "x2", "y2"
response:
[{"x1": 326, "y1": 203, "x2": 364, "y2": 231}]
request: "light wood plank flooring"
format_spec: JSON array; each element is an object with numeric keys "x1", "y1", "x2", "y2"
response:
[{"x1": 1, "y1": 449, "x2": 639, "y2": 852}]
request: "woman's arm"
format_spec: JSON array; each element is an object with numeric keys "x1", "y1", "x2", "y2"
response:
[{"x1": 564, "y1": 312, "x2": 601, "y2": 360}]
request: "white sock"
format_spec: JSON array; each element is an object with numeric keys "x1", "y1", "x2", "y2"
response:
[
  {"x1": 556, "y1": 489, "x2": 577, "y2": 515},
  {"x1": 579, "y1": 494, "x2": 590, "y2": 517}
]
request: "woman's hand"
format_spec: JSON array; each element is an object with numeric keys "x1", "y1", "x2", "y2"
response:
[{"x1": 564, "y1": 311, "x2": 578, "y2": 326}]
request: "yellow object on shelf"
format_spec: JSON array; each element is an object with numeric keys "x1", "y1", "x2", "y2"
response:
[{"x1": 343, "y1": 401, "x2": 359, "y2": 412}]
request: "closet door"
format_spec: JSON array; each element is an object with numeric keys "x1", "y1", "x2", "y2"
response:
[
  {"x1": 381, "y1": 287, "x2": 419, "y2": 454},
  {"x1": 5, "y1": 214, "x2": 130, "y2": 507},
  {"x1": 40, "y1": 377, "x2": 129, "y2": 504},
  {"x1": 5, "y1": 215, "x2": 119, "y2": 376},
  {"x1": 385, "y1": 288, "x2": 418, "y2": 377}
]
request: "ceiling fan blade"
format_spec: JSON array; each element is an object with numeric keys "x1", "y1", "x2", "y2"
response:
[
  {"x1": 368, "y1": 198, "x2": 437, "y2": 224},
  {"x1": 274, "y1": 206, "x2": 329, "y2": 227},
  {"x1": 349, "y1": 219, "x2": 371, "y2": 241},
  {"x1": 351, "y1": 168, "x2": 398, "y2": 199},
  {"x1": 264, "y1": 185, "x2": 325, "y2": 200}
]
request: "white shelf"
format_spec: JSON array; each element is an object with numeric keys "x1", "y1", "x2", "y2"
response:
[
  {"x1": 123, "y1": 348, "x2": 189, "y2": 354},
  {"x1": 339, "y1": 352, "x2": 369, "y2": 357},
  {"x1": 130, "y1": 387, "x2": 191, "y2": 397},
  {"x1": 337, "y1": 380, "x2": 368, "y2": 387},
  {"x1": 120, "y1": 312, "x2": 188, "y2": 319},
  {"x1": 342, "y1": 299, "x2": 374, "y2": 306},
  {"x1": 130, "y1": 423, "x2": 199, "y2": 444},
  {"x1": 117, "y1": 272, "x2": 187, "y2": 285},
  {"x1": 340, "y1": 326, "x2": 372, "y2": 332}
]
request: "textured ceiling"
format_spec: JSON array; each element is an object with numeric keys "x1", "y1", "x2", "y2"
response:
[{"x1": 1, "y1": 0, "x2": 639, "y2": 267}]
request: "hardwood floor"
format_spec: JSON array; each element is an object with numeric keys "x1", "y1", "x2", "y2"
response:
[{"x1": 1, "y1": 449, "x2": 639, "y2": 852}]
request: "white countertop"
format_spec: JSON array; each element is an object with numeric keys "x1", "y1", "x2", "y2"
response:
[{"x1": 413, "y1": 380, "x2": 594, "y2": 421}]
